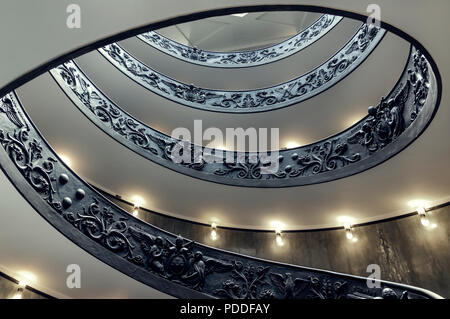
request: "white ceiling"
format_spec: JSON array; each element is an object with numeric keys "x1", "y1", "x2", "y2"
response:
[{"x1": 157, "y1": 11, "x2": 321, "y2": 51}]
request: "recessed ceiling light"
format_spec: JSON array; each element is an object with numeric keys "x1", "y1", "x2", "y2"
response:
[{"x1": 231, "y1": 13, "x2": 248, "y2": 18}]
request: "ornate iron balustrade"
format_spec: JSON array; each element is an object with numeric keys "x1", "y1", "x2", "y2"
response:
[
  {"x1": 137, "y1": 14, "x2": 343, "y2": 68},
  {"x1": 98, "y1": 23, "x2": 385, "y2": 113},
  {"x1": 0, "y1": 92, "x2": 442, "y2": 299},
  {"x1": 51, "y1": 46, "x2": 437, "y2": 188}
]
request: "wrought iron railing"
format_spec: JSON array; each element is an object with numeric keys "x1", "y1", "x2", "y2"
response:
[
  {"x1": 98, "y1": 23, "x2": 385, "y2": 113},
  {"x1": 51, "y1": 46, "x2": 437, "y2": 188},
  {"x1": 0, "y1": 92, "x2": 442, "y2": 298}
]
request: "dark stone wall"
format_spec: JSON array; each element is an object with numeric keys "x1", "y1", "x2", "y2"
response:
[
  {"x1": 0, "y1": 274, "x2": 46, "y2": 299},
  {"x1": 105, "y1": 192, "x2": 450, "y2": 298}
]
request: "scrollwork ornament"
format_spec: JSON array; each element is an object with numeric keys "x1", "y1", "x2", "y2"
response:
[
  {"x1": 63, "y1": 198, "x2": 135, "y2": 258},
  {"x1": 99, "y1": 24, "x2": 386, "y2": 113},
  {"x1": 0, "y1": 96, "x2": 62, "y2": 211},
  {"x1": 138, "y1": 14, "x2": 343, "y2": 68},
  {"x1": 51, "y1": 47, "x2": 433, "y2": 187},
  {"x1": 0, "y1": 73, "x2": 440, "y2": 298},
  {"x1": 214, "y1": 262, "x2": 274, "y2": 299}
]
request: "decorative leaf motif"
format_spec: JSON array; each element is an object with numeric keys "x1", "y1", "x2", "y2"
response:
[
  {"x1": 50, "y1": 48, "x2": 431, "y2": 187},
  {"x1": 0, "y1": 85, "x2": 438, "y2": 299}
]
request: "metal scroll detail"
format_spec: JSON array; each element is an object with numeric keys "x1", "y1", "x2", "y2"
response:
[
  {"x1": 51, "y1": 47, "x2": 435, "y2": 187},
  {"x1": 137, "y1": 14, "x2": 343, "y2": 68},
  {"x1": 0, "y1": 92, "x2": 441, "y2": 298},
  {"x1": 98, "y1": 24, "x2": 386, "y2": 113}
]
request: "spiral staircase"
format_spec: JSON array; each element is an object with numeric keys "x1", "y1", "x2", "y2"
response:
[{"x1": 0, "y1": 1, "x2": 448, "y2": 299}]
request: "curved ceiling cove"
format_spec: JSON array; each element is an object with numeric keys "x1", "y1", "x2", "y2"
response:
[
  {"x1": 98, "y1": 23, "x2": 385, "y2": 113},
  {"x1": 137, "y1": 14, "x2": 343, "y2": 68},
  {"x1": 50, "y1": 46, "x2": 437, "y2": 187},
  {"x1": 0, "y1": 92, "x2": 441, "y2": 299}
]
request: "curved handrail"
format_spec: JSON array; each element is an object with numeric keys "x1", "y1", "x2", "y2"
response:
[
  {"x1": 98, "y1": 23, "x2": 386, "y2": 113},
  {"x1": 0, "y1": 92, "x2": 442, "y2": 299},
  {"x1": 137, "y1": 14, "x2": 343, "y2": 68},
  {"x1": 51, "y1": 46, "x2": 437, "y2": 188}
]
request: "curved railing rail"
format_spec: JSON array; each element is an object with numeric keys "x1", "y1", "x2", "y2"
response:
[
  {"x1": 51, "y1": 46, "x2": 437, "y2": 188},
  {"x1": 0, "y1": 92, "x2": 442, "y2": 299},
  {"x1": 98, "y1": 23, "x2": 385, "y2": 113},
  {"x1": 137, "y1": 14, "x2": 343, "y2": 68}
]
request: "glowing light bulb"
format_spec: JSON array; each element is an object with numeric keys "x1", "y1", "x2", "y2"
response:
[
  {"x1": 346, "y1": 228, "x2": 354, "y2": 240},
  {"x1": 210, "y1": 223, "x2": 218, "y2": 240},
  {"x1": 416, "y1": 206, "x2": 435, "y2": 228},
  {"x1": 416, "y1": 206, "x2": 426, "y2": 215},
  {"x1": 275, "y1": 231, "x2": 284, "y2": 246},
  {"x1": 420, "y1": 214, "x2": 430, "y2": 227},
  {"x1": 132, "y1": 206, "x2": 139, "y2": 217},
  {"x1": 343, "y1": 221, "x2": 356, "y2": 242},
  {"x1": 131, "y1": 195, "x2": 145, "y2": 207},
  {"x1": 11, "y1": 291, "x2": 23, "y2": 299},
  {"x1": 18, "y1": 280, "x2": 28, "y2": 288}
]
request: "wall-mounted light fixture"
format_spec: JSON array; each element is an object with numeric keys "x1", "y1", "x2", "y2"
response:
[
  {"x1": 275, "y1": 230, "x2": 284, "y2": 246},
  {"x1": 10, "y1": 278, "x2": 29, "y2": 299},
  {"x1": 338, "y1": 216, "x2": 358, "y2": 242},
  {"x1": 130, "y1": 195, "x2": 145, "y2": 218},
  {"x1": 344, "y1": 223, "x2": 358, "y2": 242},
  {"x1": 285, "y1": 141, "x2": 301, "y2": 149},
  {"x1": 270, "y1": 221, "x2": 285, "y2": 247},
  {"x1": 210, "y1": 222, "x2": 218, "y2": 240},
  {"x1": 344, "y1": 222, "x2": 353, "y2": 239},
  {"x1": 132, "y1": 205, "x2": 139, "y2": 217}
]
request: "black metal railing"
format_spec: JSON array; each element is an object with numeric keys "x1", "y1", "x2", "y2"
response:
[
  {"x1": 98, "y1": 23, "x2": 385, "y2": 113},
  {"x1": 137, "y1": 14, "x2": 343, "y2": 68},
  {"x1": 0, "y1": 90, "x2": 441, "y2": 299},
  {"x1": 50, "y1": 46, "x2": 437, "y2": 188}
]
